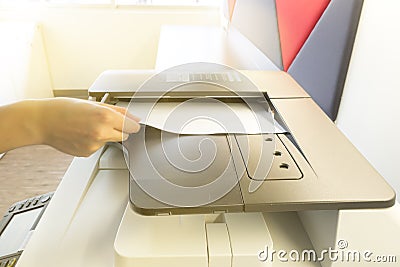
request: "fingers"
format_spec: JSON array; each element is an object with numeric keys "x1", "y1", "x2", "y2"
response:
[
  {"x1": 99, "y1": 103, "x2": 141, "y2": 133},
  {"x1": 105, "y1": 129, "x2": 129, "y2": 142},
  {"x1": 93, "y1": 103, "x2": 141, "y2": 144},
  {"x1": 97, "y1": 105, "x2": 140, "y2": 134},
  {"x1": 113, "y1": 106, "x2": 141, "y2": 122},
  {"x1": 118, "y1": 115, "x2": 141, "y2": 134},
  {"x1": 99, "y1": 103, "x2": 141, "y2": 122}
]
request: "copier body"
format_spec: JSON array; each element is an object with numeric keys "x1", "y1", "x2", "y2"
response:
[{"x1": 15, "y1": 70, "x2": 400, "y2": 267}]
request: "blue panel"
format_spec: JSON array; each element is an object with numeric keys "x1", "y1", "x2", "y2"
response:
[
  {"x1": 288, "y1": 0, "x2": 364, "y2": 120},
  {"x1": 231, "y1": 0, "x2": 283, "y2": 70}
]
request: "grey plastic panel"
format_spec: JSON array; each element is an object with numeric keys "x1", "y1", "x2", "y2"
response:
[
  {"x1": 234, "y1": 134, "x2": 302, "y2": 181},
  {"x1": 126, "y1": 126, "x2": 244, "y2": 215},
  {"x1": 288, "y1": 0, "x2": 364, "y2": 120},
  {"x1": 235, "y1": 134, "x2": 275, "y2": 181},
  {"x1": 262, "y1": 135, "x2": 302, "y2": 180},
  {"x1": 231, "y1": 0, "x2": 283, "y2": 69}
]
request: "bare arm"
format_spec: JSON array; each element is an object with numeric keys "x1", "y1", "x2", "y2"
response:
[{"x1": 0, "y1": 98, "x2": 140, "y2": 157}]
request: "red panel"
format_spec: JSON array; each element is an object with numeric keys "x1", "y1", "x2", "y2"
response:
[{"x1": 276, "y1": 0, "x2": 330, "y2": 71}]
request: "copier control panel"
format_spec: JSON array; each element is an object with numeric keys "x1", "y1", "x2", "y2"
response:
[{"x1": 0, "y1": 192, "x2": 53, "y2": 267}]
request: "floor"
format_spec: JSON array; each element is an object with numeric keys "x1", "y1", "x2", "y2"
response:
[{"x1": 0, "y1": 145, "x2": 73, "y2": 215}]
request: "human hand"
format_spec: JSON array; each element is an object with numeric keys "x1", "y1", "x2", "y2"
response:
[{"x1": 38, "y1": 98, "x2": 140, "y2": 157}]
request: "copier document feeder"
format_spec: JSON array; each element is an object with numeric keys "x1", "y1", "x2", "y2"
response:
[{"x1": 91, "y1": 64, "x2": 395, "y2": 216}]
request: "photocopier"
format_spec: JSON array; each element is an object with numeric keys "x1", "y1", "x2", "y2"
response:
[{"x1": 13, "y1": 65, "x2": 400, "y2": 267}]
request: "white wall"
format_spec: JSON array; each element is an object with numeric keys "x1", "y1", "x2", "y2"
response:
[
  {"x1": 0, "y1": 21, "x2": 53, "y2": 104},
  {"x1": 336, "y1": 0, "x2": 400, "y2": 198},
  {"x1": 0, "y1": 5, "x2": 220, "y2": 90}
]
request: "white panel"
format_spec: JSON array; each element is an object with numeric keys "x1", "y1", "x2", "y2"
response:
[
  {"x1": 336, "y1": 0, "x2": 400, "y2": 199},
  {"x1": 267, "y1": 212, "x2": 321, "y2": 267},
  {"x1": 17, "y1": 148, "x2": 105, "y2": 267},
  {"x1": 156, "y1": 25, "x2": 279, "y2": 71},
  {"x1": 333, "y1": 204, "x2": 400, "y2": 266},
  {"x1": 230, "y1": 0, "x2": 282, "y2": 69},
  {"x1": 224, "y1": 212, "x2": 272, "y2": 267},
  {"x1": 206, "y1": 223, "x2": 231, "y2": 267},
  {"x1": 51, "y1": 170, "x2": 129, "y2": 267},
  {"x1": 0, "y1": 22, "x2": 53, "y2": 105},
  {"x1": 0, "y1": 7, "x2": 220, "y2": 90},
  {"x1": 114, "y1": 206, "x2": 208, "y2": 267},
  {"x1": 299, "y1": 205, "x2": 400, "y2": 267}
]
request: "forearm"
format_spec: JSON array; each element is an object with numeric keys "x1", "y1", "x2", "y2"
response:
[
  {"x1": 0, "y1": 100, "x2": 44, "y2": 153},
  {"x1": 0, "y1": 97, "x2": 140, "y2": 156}
]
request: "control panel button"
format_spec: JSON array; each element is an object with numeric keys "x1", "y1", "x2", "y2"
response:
[
  {"x1": 25, "y1": 201, "x2": 32, "y2": 208},
  {"x1": 40, "y1": 195, "x2": 51, "y2": 203},
  {"x1": 8, "y1": 206, "x2": 15, "y2": 212},
  {"x1": 32, "y1": 199, "x2": 39, "y2": 206},
  {"x1": 17, "y1": 203, "x2": 24, "y2": 210}
]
